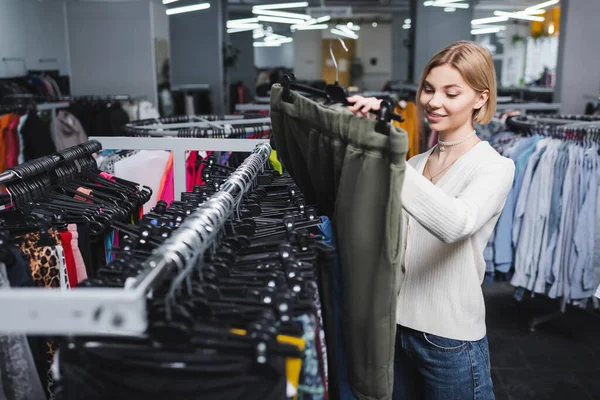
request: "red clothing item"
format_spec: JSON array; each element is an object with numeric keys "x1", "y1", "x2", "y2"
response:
[
  {"x1": 59, "y1": 231, "x2": 78, "y2": 288},
  {"x1": 186, "y1": 151, "x2": 198, "y2": 192},
  {"x1": 4, "y1": 114, "x2": 20, "y2": 168}
]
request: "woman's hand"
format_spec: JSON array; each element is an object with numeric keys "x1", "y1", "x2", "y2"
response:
[{"x1": 347, "y1": 95, "x2": 383, "y2": 119}]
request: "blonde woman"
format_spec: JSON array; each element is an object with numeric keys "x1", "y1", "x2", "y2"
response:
[{"x1": 348, "y1": 41, "x2": 515, "y2": 399}]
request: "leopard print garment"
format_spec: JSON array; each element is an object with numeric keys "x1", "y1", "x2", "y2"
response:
[
  {"x1": 16, "y1": 229, "x2": 63, "y2": 400},
  {"x1": 17, "y1": 230, "x2": 61, "y2": 289}
]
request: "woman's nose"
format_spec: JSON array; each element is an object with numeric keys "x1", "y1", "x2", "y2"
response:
[{"x1": 428, "y1": 93, "x2": 443, "y2": 109}]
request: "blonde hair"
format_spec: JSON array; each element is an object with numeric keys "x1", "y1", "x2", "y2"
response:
[{"x1": 417, "y1": 41, "x2": 497, "y2": 124}]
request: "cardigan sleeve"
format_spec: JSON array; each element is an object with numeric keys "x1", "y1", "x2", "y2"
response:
[{"x1": 401, "y1": 158, "x2": 515, "y2": 244}]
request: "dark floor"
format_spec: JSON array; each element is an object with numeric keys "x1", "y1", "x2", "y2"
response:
[{"x1": 483, "y1": 281, "x2": 600, "y2": 400}]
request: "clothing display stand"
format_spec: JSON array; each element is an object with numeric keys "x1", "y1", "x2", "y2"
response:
[
  {"x1": 89, "y1": 137, "x2": 270, "y2": 201},
  {"x1": 0, "y1": 142, "x2": 272, "y2": 336}
]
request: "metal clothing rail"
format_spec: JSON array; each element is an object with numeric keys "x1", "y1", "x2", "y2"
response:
[
  {"x1": 235, "y1": 103, "x2": 270, "y2": 112},
  {"x1": 496, "y1": 102, "x2": 561, "y2": 113},
  {"x1": 89, "y1": 137, "x2": 270, "y2": 201},
  {"x1": 0, "y1": 142, "x2": 272, "y2": 335},
  {"x1": 134, "y1": 117, "x2": 272, "y2": 132}
]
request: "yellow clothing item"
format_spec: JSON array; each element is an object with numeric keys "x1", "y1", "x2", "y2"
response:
[
  {"x1": 269, "y1": 150, "x2": 283, "y2": 174},
  {"x1": 393, "y1": 101, "x2": 419, "y2": 159},
  {"x1": 230, "y1": 328, "x2": 305, "y2": 395}
]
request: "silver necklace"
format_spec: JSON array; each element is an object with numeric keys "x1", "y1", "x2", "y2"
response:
[{"x1": 438, "y1": 130, "x2": 477, "y2": 152}]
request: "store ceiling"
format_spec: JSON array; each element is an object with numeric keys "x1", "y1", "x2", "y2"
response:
[{"x1": 229, "y1": 0, "x2": 553, "y2": 17}]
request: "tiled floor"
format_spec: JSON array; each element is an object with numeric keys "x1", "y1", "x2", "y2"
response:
[{"x1": 484, "y1": 281, "x2": 600, "y2": 400}]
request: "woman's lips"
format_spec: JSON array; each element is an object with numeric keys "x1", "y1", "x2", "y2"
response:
[{"x1": 426, "y1": 110, "x2": 446, "y2": 122}]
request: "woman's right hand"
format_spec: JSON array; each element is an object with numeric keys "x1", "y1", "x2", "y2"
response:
[{"x1": 347, "y1": 95, "x2": 383, "y2": 119}]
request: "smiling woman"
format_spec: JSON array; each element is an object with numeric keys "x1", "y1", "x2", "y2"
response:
[{"x1": 347, "y1": 41, "x2": 515, "y2": 400}]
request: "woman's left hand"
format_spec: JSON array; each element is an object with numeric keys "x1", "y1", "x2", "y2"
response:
[{"x1": 347, "y1": 95, "x2": 382, "y2": 119}]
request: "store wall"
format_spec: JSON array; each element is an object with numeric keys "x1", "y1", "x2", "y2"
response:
[
  {"x1": 356, "y1": 24, "x2": 393, "y2": 91},
  {"x1": 67, "y1": 1, "x2": 157, "y2": 104},
  {"x1": 255, "y1": 43, "x2": 295, "y2": 69},
  {"x1": 293, "y1": 30, "x2": 322, "y2": 80},
  {"x1": 0, "y1": 0, "x2": 70, "y2": 78},
  {"x1": 501, "y1": 23, "x2": 529, "y2": 87},
  {"x1": 413, "y1": 3, "x2": 472, "y2": 83},
  {"x1": 151, "y1": 0, "x2": 169, "y2": 40},
  {"x1": 169, "y1": 0, "x2": 225, "y2": 114},
  {"x1": 229, "y1": 30, "x2": 256, "y2": 98},
  {"x1": 392, "y1": 15, "x2": 411, "y2": 83},
  {"x1": 555, "y1": 0, "x2": 600, "y2": 114}
]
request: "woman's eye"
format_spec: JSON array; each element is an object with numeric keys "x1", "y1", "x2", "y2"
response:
[
  {"x1": 423, "y1": 88, "x2": 433, "y2": 93},
  {"x1": 447, "y1": 93, "x2": 458, "y2": 98}
]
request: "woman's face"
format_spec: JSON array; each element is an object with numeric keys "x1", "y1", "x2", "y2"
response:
[{"x1": 419, "y1": 64, "x2": 488, "y2": 133}]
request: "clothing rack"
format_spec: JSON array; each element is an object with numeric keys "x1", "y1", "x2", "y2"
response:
[
  {"x1": 0, "y1": 141, "x2": 272, "y2": 335},
  {"x1": 0, "y1": 140, "x2": 102, "y2": 187},
  {"x1": 90, "y1": 136, "x2": 270, "y2": 201},
  {"x1": 497, "y1": 115, "x2": 600, "y2": 330}
]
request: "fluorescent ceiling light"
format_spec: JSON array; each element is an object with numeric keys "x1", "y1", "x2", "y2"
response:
[
  {"x1": 253, "y1": 2, "x2": 308, "y2": 10},
  {"x1": 330, "y1": 28, "x2": 358, "y2": 39},
  {"x1": 253, "y1": 31, "x2": 266, "y2": 39},
  {"x1": 271, "y1": 37, "x2": 293, "y2": 44},
  {"x1": 227, "y1": 17, "x2": 259, "y2": 27},
  {"x1": 293, "y1": 23, "x2": 329, "y2": 30},
  {"x1": 162, "y1": 0, "x2": 178, "y2": 4},
  {"x1": 291, "y1": 15, "x2": 331, "y2": 28},
  {"x1": 347, "y1": 22, "x2": 360, "y2": 31},
  {"x1": 494, "y1": 11, "x2": 545, "y2": 21},
  {"x1": 404, "y1": 18, "x2": 411, "y2": 24},
  {"x1": 424, "y1": 1, "x2": 469, "y2": 8},
  {"x1": 525, "y1": 0, "x2": 559, "y2": 12},
  {"x1": 372, "y1": 22, "x2": 378, "y2": 27},
  {"x1": 254, "y1": 42, "x2": 281, "y2": 47},
  {"x1": 265, "y1": 33, "x2": 288, "y2": 41},
  {"x1": 252, "y1": 9, "x2": 311, "y2": 20},
  {"x1": 444, "y1": 7, "x2": 456, "y2": 12},
  {"x1": 471, "y1": 26, "x2": 506, "y2": 35},
  {"x1": 257, "y1": 15, "x2": 306, "y2": 24},
  {"x1": 336, "y1": 25, "x2": 356, "y2": 36},
  {"x1": 402, "y1": 24, "x2": 411, "y2": 29},
  {"x1": 166, "y1": 3, "x2": 210, "y2": 15},
  {"x1": 227, "y1": 25, "x2": 261, "y2": 33},
  {"x1": 471, "y1": 16, "x2": 509, "y2": 25}
]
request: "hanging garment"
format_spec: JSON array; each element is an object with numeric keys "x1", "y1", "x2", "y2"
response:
[
  {"x1": 59, "y1": 230, "x2": 79, "y2": 288},
  {"x1": 158, "y1": 152, "x2": 174, "y2": 205},
  {"x1": 113, "y1": 150, "x2": 171, "y2": 213},
  {"x1": 0, "y1": 264, "x2": 47, "y2": 400},
  {"x1": 20, "y1": 111, "x2": 56, "y2": 161},
  {"x1": 16, "y1": 113, "x2": 27, "y2": 164},
  {"x1": 3, "y1": 114, "x2": 20, "y2": 170},
  {"x1": 0, "y1": 114, "x2": 11, "y2": 173},
  {"x1": 393, "y1": 101, "x2": 419, "y2": 159},
  {"x1": 270, "y1": 84, "x2": 408, "y2": 400},
  {"x1": 53, "y1": 110, "x2": 88, "y2": 151}
]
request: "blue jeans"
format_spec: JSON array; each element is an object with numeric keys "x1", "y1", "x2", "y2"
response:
[{"x1": 393, "y1": 325, "x2": 495, "y2": 400}]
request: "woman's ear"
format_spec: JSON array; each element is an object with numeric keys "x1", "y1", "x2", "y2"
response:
[{"x1": 474, "y1": 90, "x2": 490, "y2": 110}]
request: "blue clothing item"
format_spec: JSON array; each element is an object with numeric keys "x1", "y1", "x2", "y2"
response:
[
  {"x1": 571, "y1": 147, "x2": 599, "y2": 299},
  {"x1": 318, "y1": 216, "x2": 356, "y2": 400},
  {"x1": 294, "y1": 314, "x2": 325, "y2": 400},
  {"x1": 393, "y1": 325, "x2": 494, "y2": 400},
  {"x1": 512, "y1": 138, "x2": 549, "y2": 251},
  {"x1": 494, "y1": 136, "x2": 540, "y2": 272}
]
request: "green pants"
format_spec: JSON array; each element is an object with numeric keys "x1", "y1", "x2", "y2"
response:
[{"x1": 270, "y1": 84, "x2": 408, "y2": 400}]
